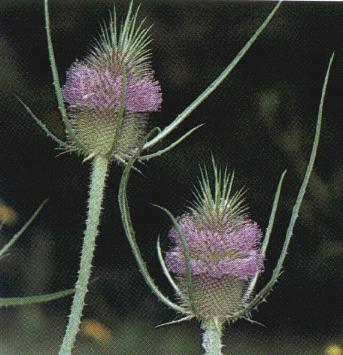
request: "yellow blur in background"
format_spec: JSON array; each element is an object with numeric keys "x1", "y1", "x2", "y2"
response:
[
  {"x1": 81, "y1": 319, "x2": 112, "y2": 344},
  {"x1": 325, "y1": 344, "x2": 343, "y2": 355},
  {"x1": 0, "y1": 200, "x2": 17, "y2": 226}
]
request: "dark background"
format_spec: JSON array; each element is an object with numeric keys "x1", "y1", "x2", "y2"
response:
[{"x1": 0, "y1": 0, "x2": 342, "y2": 354}]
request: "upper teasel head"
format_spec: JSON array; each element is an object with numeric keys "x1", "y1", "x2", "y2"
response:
[
  {"x1": 165, "y1": 161, "x2": 264, "y2": 320},
  {"x1": 62, "y1": 2, "x2": 162, "y2": 162}
]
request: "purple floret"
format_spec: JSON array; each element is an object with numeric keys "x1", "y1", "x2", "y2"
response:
[
  {"x1": 165, "y1": 214, "x2": 264, "y2": 280},
  {"x1": 62, "y1": 61, "x2": 162, "y2": 112},
  {"x1": 225, "y1": 221, "x2": 263, "y2": 252}
]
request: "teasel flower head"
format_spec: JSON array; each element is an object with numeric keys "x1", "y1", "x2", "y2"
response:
[
  {"x1": 165, "y1": 162, "x2": 264, "y2": 320},
  {"x1": 62, "y1": 3, "x2": 162, "y2": 162}
]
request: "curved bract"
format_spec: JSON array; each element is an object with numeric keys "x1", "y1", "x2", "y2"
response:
[{"x1": 118, "y1": 129, "x2": 187, "y2": 314}]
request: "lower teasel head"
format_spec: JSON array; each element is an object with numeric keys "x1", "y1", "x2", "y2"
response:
[{"x1": 165, "y1": 164, "x2": 264, "y2": 320}]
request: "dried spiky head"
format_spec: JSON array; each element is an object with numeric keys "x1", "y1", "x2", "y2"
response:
[
  {"x1": 165, "y1": 161, "x2": 264, "y2": 320},
  {"x1": 62, "y1": 2, "x2": 162, "y2": 162}
]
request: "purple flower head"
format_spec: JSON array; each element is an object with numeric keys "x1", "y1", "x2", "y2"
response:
[
  {"x1": 61, "y1": 5, "x2": 162, "y2": 161},
  {"x1": 164, "y1": 162, "x2": 265, "y2": 318},
  {"x1": 63, "y1": 61, "x2": 162, "y2": 112},
  {"x1": 165, "y1": 215, "x2": 264, "y2": 280}
]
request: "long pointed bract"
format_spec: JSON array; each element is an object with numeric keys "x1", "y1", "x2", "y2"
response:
[
  {"x1": 243, "y1": 170, "x2": 287, "y2": 301},
  {"x1": 139, "y1": 124, "x2": 204, "y2": 161},
  {"x1": 154, "y1": 205, "x2": 198, "y2": 316},
  {"x1": 108, "y1": 67, "x2": 127, "y2": 158},
  {"x1": 157, "y1": 236, "x2": 181, "y2": 296},
  {"x1": 143, "y1": 1, "x2": 282, "y2": 151},
  {"x1": 0, "y1": 199, "x2": 48, "y2": 258},
  {"x1": 227, "y1": 52, "x2": 334, "y2": 322},
  {"x1": 16, "y1": 96, "x2": 69, "y2": 149},
  {"x1": 44, "y1": 0, "x2": 86, "y2": 152},
  {"x1": 0, "y1": 288, "x2": 74, "y2": 308}
]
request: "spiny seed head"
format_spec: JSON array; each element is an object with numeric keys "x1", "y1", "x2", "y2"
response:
[
  {"x1": 62, "y1": 3, "x2": 162, "y2": 162},
  {"x1": 165, "y1": 161, "x2": 264, "y2": 320}
]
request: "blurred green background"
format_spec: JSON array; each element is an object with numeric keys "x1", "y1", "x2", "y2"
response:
[{"x1": 0, "y1": 0, "x2": 342, "y2": 354}]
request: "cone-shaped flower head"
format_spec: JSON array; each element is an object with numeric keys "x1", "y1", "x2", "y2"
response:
[
  {"x1": 165, "y1": 162, "x2": 264, "y2": 320},
  {"x1": 62, "y1": 3, "x2": 162, "y2": 161}
]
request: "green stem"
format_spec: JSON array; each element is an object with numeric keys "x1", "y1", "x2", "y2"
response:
[
  {"x1": 58, "y1": 155, "x2": 109, "y2": 355},
  {"x1": 202, "y1": 318, "x2": 224, "y2": 355}
]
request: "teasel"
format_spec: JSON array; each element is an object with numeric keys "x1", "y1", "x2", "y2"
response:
[
  {"x1": 17, "y1": 0, "x2": 284, "y2": 353},
  {"x1": 164, "y1": 163, "x2": 265, "y2": 320},
  {"x1": 61, "y1": 4, "x2": 162, "y2": 163},
  {"x1": 17, "y1": 0, "x2": 191, "y2": 164},
  {"x1": 118, "y1": 54, "x2": 334, "y2": 354}
]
